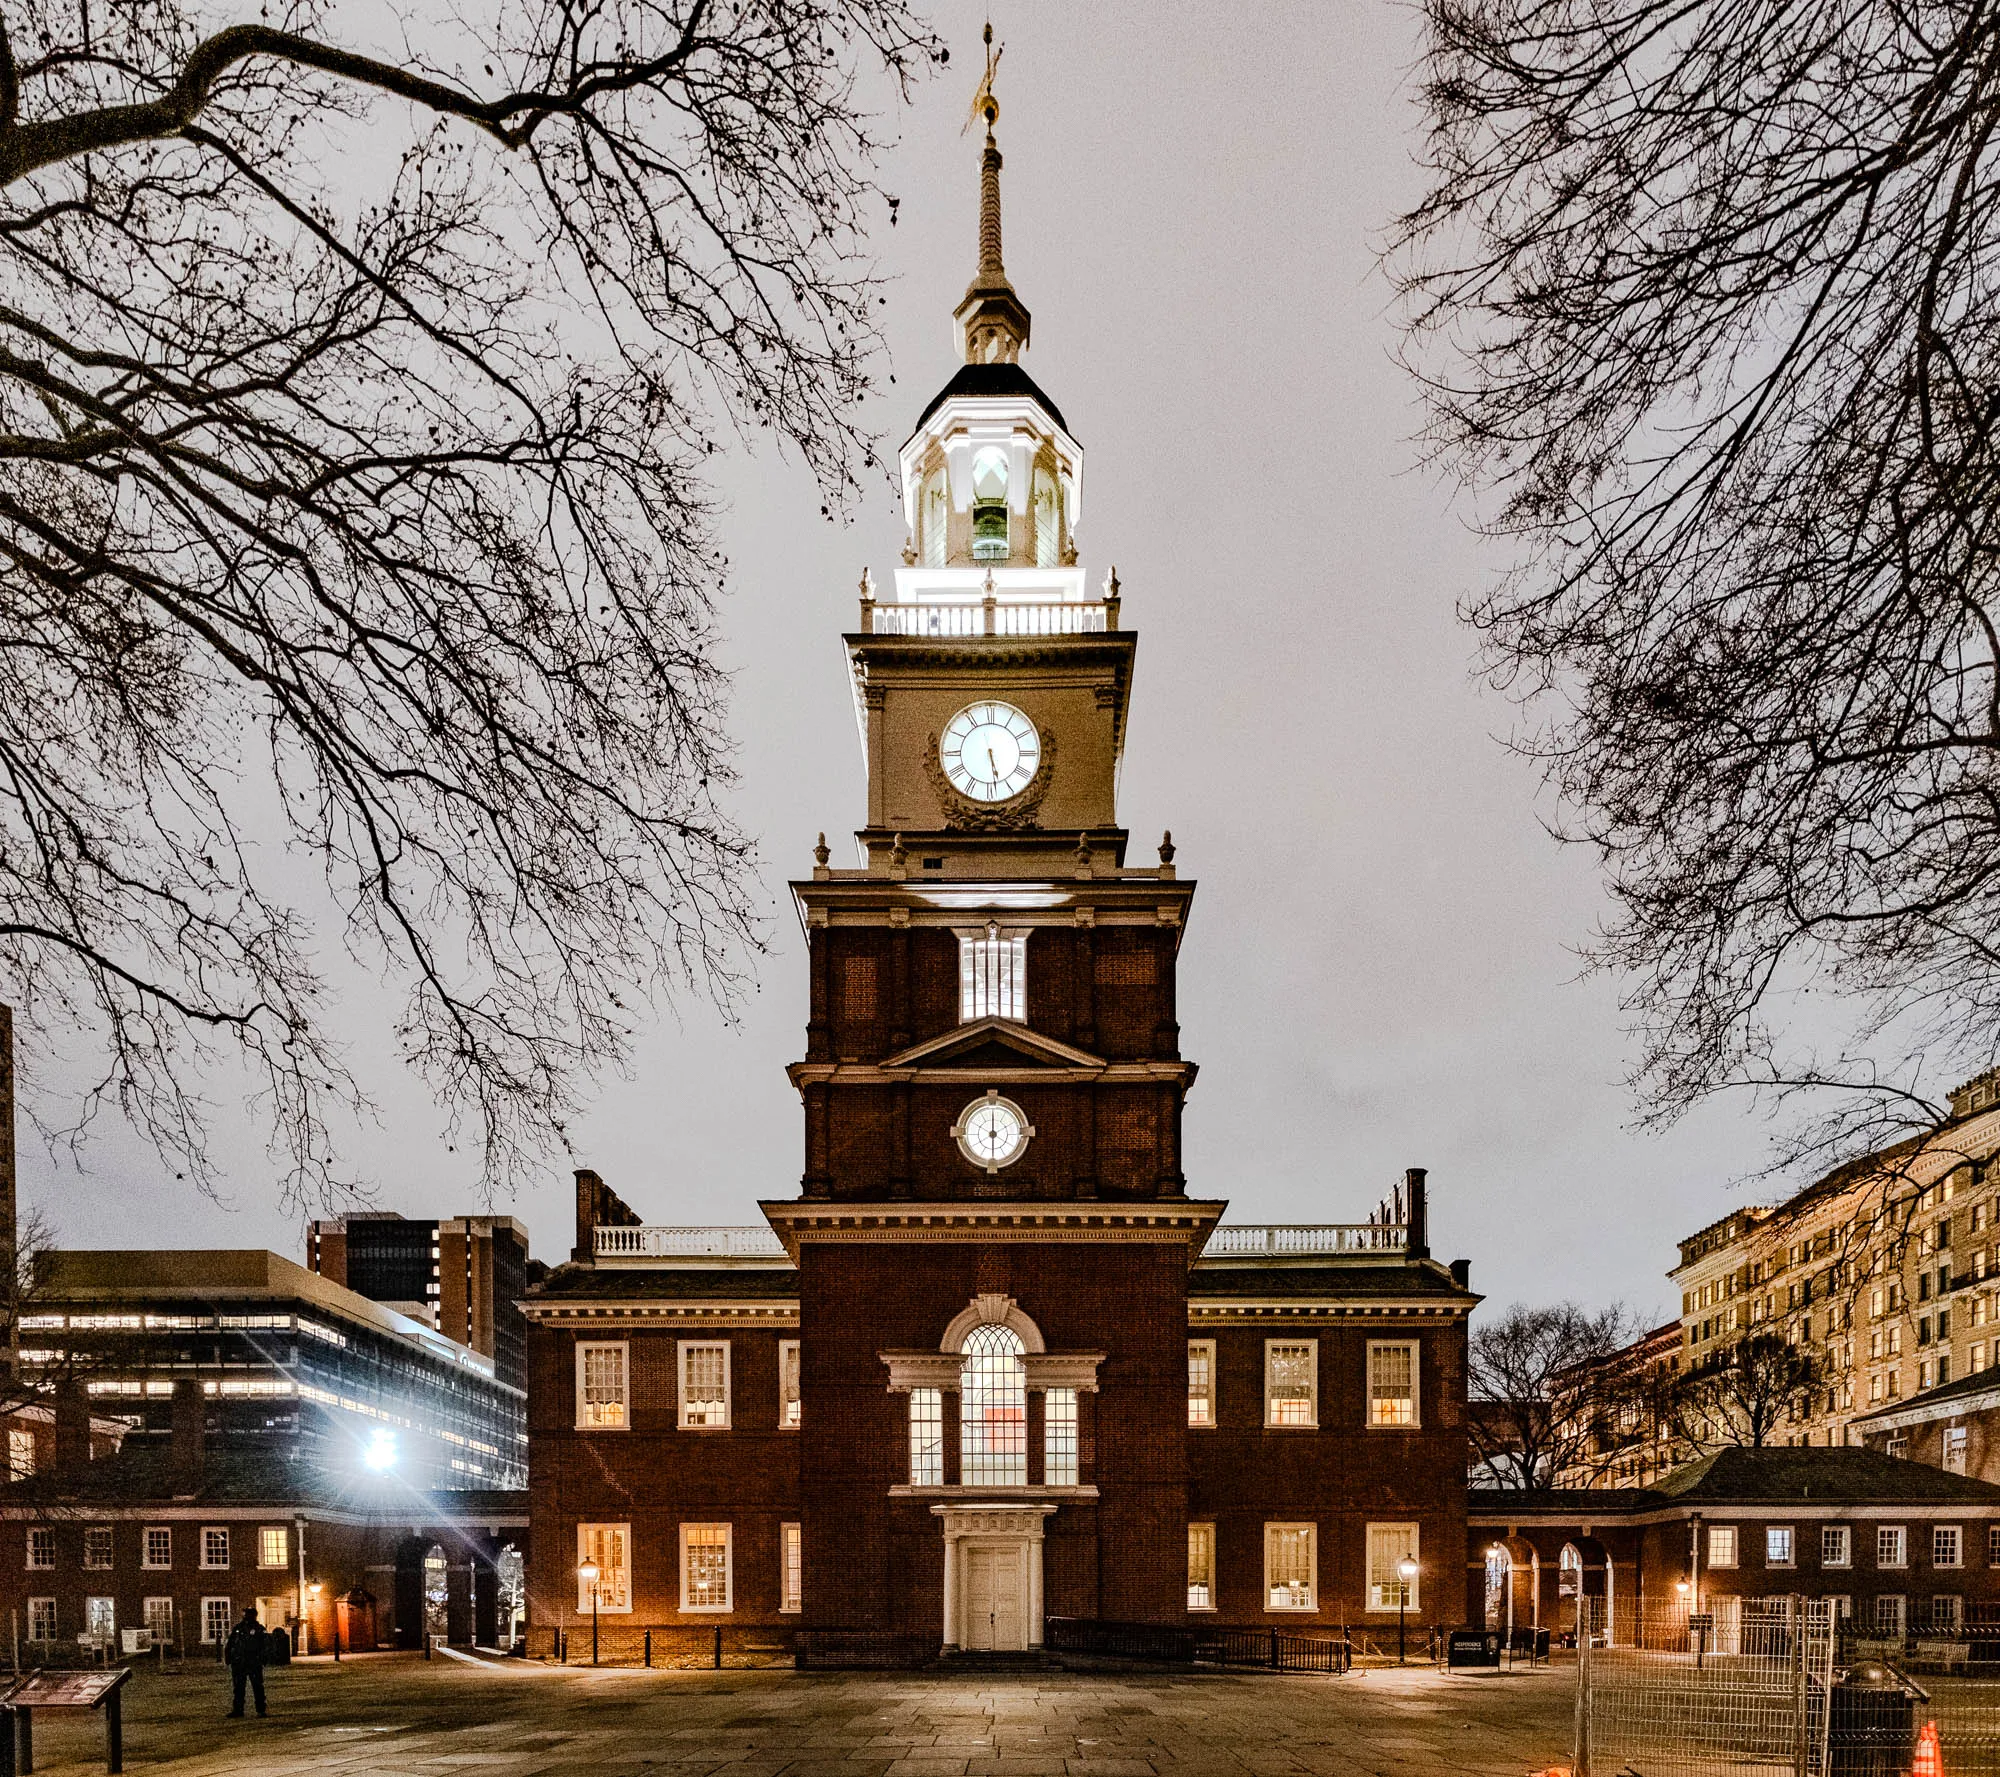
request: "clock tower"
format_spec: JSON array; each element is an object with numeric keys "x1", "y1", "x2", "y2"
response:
[{"x1": 763, "y1": 66, "x2": 1223, "y2": 1658}]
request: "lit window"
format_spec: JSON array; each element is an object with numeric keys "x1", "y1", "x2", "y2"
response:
[
  {"x1": 1264, "y1": 1341, "x2": 1317, "y2": 1428},
  {"x1": 680, "y1": 1523, "x2": 732, "y2": 1613},
  {"x1": 1368, "y1": 1341, "x2": 1420, "y2": 1428},
  {"x1": 143, "y1": 1527, "x2": 171, "y2": 1570},
  {"x1": 6, "y1": 1429, "x2": 32, "y2": 1479},
  {"x1": 781, "y1": 1522, "x2": 802, "y2": 1614},
  {"x1": 970, "y1": 447, "x2": 1009, "y2": 562},
  {"x1": 908, "y1": 1388, "x2": 944, "y2": 1487},
  {"x1": 1946, "y1": 1427, "x2": 1969, "y2": 1474},
  {"x1": 25, "y1": 1528, "x2": 52, "y2": 1570},
  {"x1": 961, "y1": 1323, "x2": 1027, "y2": 1486},
  {"x1": 83, "y1": 1527, "x2": 112, "y2": 1570},
  {"x1": 26, "y1": 1599, "x2": 54, "y2": 1642},
  {"x1": 258, "y1": 1527, "x2": 289, "y2": 1570},
  {"x1": 1880, "y1": 1526, "x2": 1908, "y2": 1568},
  {"x1": 1188, "y1": 1523, "x2": 1216, "y2": 1611},
  {"x1": 1044, "y1": 1388, "x2": 1078, "y2": 1487},
  {"x1": 577, "y1": 1523, "x2": 632, "y2": 1613},
  {"x1": 679, "y1": 1341, "x2": 730, "y2": 1429},
  {"x1": 201, "y1": 1597, "x2": 232, "y2": 1644},
  {"x1": 1366, "y1": 1523, "x2": 1418, "y2": 1612},
  {"x1": 1823, "y1": 1525, "x2": 1850, "y2": 1568},
  {"x1": 1187, "y1": 1340, "x2": 1216, "y2": 1428},
  {"x1": 201, "y1": 1527, "x2": 229, "y2": 1570},
  {"x1": 1936, "y1": 1525, "x2": 1963, "y2": 1569},
  {"x1": 1708, "y1": 1525, "x2": 1738, "y2": 1568},
  {"x1": 142, "y1": 1597, "x2": 173, "y2": 1644},
  {"x1": 959, "y1": 924, "x2": 1028, "y2": 1022},
  {"x1": 1266, "y1": 1523, "x2": 1317, "y2": 1611},
  {"x1": 779, "y1": 1340, "x2": 801, "y2": 1429},
  {"x1": 1766, "y1": 1526, "x2": 1794, "y2": 1567},
  {"x1": 576, "y1": 1341, "x2": 628, "y2": 1430},
  {"x1": 84, "y1": 1597, "x2": 113, "y2": 1642}
]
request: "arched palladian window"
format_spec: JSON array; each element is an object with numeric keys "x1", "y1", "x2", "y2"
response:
[
  {"x1": 961, "y1": 1321, "x2": 1028, "y2": 1485},
  {"x1": 1032, "y1": 464, "x2": 1059, "y2": 568},
  {"x1": 922, "y1": 468, "x2": 948, "y2": 568},
  {"x1": 971, "y1": 447, "x2": 1010, "y2": 563}
]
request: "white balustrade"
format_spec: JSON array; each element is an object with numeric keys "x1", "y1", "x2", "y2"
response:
[
  {"x1": 1201, "y1": 1223, "x2": 1409, "y2": 1257},
  {"x1": 864, "y1": 600, "x2": 1111, "y2": 637},
  {"x1": 594, "y1": 1225, "x2": 787, "y2": 1261}
]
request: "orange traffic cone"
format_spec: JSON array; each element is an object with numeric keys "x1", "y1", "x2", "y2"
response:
[{"x1": 1912, "y1": 1720, "x2": 1944, "y2": 1776}]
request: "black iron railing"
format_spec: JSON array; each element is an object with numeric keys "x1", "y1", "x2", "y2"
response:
[{"x1": 1043, "y1": 1617, "x2": 1350, "y2": 1674}]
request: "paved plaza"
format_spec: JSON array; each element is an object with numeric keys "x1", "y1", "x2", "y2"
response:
[{"x1": 6, "y1": 1652, "x2": 1574, "y2": 1777}]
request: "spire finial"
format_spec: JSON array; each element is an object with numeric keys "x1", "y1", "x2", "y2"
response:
[{"x1": 953, "y1": 21, "x2": 1030, "y2": 366}]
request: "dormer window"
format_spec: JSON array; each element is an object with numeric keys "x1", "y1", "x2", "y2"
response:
[
  {"x1": 971, "y1": 447, "x2": 1010, "y2": 561},
  {"x1": 960, "y1": 922, "x2": 1027, "y2": 1021}
]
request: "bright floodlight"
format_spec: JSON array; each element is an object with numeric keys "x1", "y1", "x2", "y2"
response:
[
  {"x1": 362, "y1": 1427, "x2": 398, "y2": 1471},
  {"x1": 578, "y1": 1559, "x2": 599, "y2": 1584}
]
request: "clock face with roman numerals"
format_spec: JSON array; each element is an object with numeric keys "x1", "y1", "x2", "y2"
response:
[{"x1": 941, "y1": 702, "x2": 1041, "y2": 802}]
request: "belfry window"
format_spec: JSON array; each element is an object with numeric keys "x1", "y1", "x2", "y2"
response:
[
  {"x1": 960, "y1": 923, "x2": 1027, "y2": 1022},
  {"x1": 923, "y1": 469, "x2": 948, "y2": 568},
  {"x1": 971, "y1": 447, "x2": 1010, "y2": 562},
  {"x1": 960, "y1": 1322, "x2": 1028, "y2": 1485},
  {"x1": 1033, "y1": 465, "x2": 1059, "y2": 567}
]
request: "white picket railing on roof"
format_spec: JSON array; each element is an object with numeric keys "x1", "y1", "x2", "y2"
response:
[
  {"x1": 594, "y1": 1225, "x2": 786, "y2": 1261},
  {"x1": 1201, "y1": 1223, "x2": 1407, "y2": 1257}
]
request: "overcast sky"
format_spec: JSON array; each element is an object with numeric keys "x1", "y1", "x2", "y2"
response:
[{"x1": 20, "y1": 0, "x2": 1816, "y2": 1323}]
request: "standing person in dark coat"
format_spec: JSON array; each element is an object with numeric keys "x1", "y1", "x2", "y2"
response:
[{"x1": 224, "y1": 1607, "x2": 269, "y2": 1718}]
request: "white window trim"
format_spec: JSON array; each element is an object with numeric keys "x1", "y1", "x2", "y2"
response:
[
  {"x1": 576, "y1": 1522, "x2": 634, "y2": 1615},
  {"x1": 1708, "y1": 1525, "x2": 1738, "y2": 1568},
  {"x1": 574, "y1": 1339, "x2": 630, "y2": 1432},
  {"x1": 142, "y1": 1526, "x2": 172, "y2": 1571},
  {"x1": 25, "y1": 1599, "x2": 54, "y2": 1642},
  {"x1": 199, "y1": 1596, "x2": 233, "y2": 1643},
  {"x1": 199, "y1": 1526, "x2": 230, "y2": 1570},
  {"x1": 141, "y1": 1597, "x2": 174, "y2": 1641},
  {"x1": 257, "y1": 1526, "x2": 290, "y2": 1570},
  {"x1": 679, "y1": 1522, "x2": 734, "y2": 1614},
  {"x1": 1935, "y1": 1525, "x2": 1964, "y2": 1569},
  {"x1": 25, "y1": 1528, "x2": 52, "y2": 1571},
  {"x1": 1263, "y1": 1521, "x2": 1318, "y2": 1613},
  {"x1": 678, "y1": 1339, "x2": 732, "y2": 1431},
  {"x1": 1822, "y1": 1525, "x2": 1851, "y2": 1569},
  {"x1": 1263, "y1": 1338, "x2": 1319, "y2": 1431},
  {"x1": 1366, "y1": 1521, "x2": 1420, "y2": 1614},
  {"x1": 1188, "y1": 1338, "x2": 1217, "y2": 1429},
  {"x1": 1766, "y1": 1525, "x2": 1795, "y2": 1568},
  {"x1": 82, "y1": 1526, "x2": 113, "y2": 1571},
  {"x1": 780, "y1": 1521, "x2": 802, "y2": 1614},
  {"x1": 1366, "y1": 1339, "x2": 1422, "y2": 1430},
  {"x1": 779, "y1": 1339, "x2": 801, "y2": 1431},
  {"x1": 1188, "y1": 1521, "x2": 1217, "y2": 1613},
  {"x1": 1880, "y1": 1526, "x2": 1908, "y2": 1569}
]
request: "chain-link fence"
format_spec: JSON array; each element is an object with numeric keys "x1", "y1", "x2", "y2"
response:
[{"x1": 1574, "y1": 1597, "x2": 2000, "y2": 1775}]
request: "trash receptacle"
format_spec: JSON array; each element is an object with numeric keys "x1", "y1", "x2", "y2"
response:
[{"x1": 1829, "y1": 1661, "x2": 1920, "y2": 1776}]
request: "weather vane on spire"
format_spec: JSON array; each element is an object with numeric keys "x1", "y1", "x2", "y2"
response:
[{"x1": 966, "y1": 19, "x2": 1003, "y2": 136}]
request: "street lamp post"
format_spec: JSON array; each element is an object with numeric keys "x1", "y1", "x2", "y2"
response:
[
  {"x1": 578, "y1": 1559, "x2": 600, "y2": 1667},
  {"x1": 306, "y1": 1582, "x2": 320, "y2": 1660},
  {"x1": 1398, "y1": 1556, "x2": 1418, "y2": 1665}
]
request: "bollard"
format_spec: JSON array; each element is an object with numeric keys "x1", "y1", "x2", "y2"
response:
[
  {"x1": 644, "y1": 1629, "x2": 652, "y2": 1669},
  {"x1": 713, "y1": 1626, "x2": 722, "y2": 1669}
]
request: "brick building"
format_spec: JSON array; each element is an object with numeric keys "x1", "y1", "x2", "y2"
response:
[{"x1": 520, "y1": 97, "x2": 1478, "y2": 1665}]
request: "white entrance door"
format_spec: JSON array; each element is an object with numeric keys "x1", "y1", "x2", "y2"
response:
[{"x1": 964, "y1": 1545, "x2": 1025, "y2": 1651}]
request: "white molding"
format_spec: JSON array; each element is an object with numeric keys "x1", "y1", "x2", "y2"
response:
[{"x1": 940, "y1": 1293, "x2": 1046, "y2": 1355}]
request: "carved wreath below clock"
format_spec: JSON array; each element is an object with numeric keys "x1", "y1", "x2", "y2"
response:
[{"x1": 925, "y1": 701, "x2": 1056, "y2": 830}]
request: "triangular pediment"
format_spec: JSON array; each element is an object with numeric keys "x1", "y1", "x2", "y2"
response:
[{"x1": 881, "y1": 1017, "x2": 1105, "y2": 1073}]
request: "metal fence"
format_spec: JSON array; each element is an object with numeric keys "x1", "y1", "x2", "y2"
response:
[{"x1": 1042, "y1": 1617, "x2": 1351, "y2": 1674}]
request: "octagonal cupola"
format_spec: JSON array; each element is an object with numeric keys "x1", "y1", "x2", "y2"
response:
[{"x1": 892, "y1": 38, "x2": 1087, "y2": 609}]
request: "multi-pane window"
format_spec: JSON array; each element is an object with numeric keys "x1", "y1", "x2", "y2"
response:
[
  {"x1": 1044, "y1": 1388, "x2": 1079, "y2": 1486},
  {"x1": 961, "y1": 1324, "x2": 1028, "y2": 1486},
  {"x1": 84, "y1": 1598, "x2": 114, "y2": 1642},
  {"x1": 1989, "y1": 1524, "x2": 2000, "y2": 1566},
  {"x1": 1265, "y1": 1341, "x2": 1317, "y2": 1428},
  {"x1": 1367, "y1": 1523, "x2": 1419, "y2": 1612},
  {"x1": 576, "y1": 1523, "x2": 631, "y2": 1613},
  {"x1": 1367, "y1": 1342, "x2": 1419, "y2": 1428},
  {"x1": 259, "y1": 1527, "x2": 289, "y2": 1569},
  {"x1": 959, "y1": 924, "x2": 1028, "y2": 1022},
  {"x1": 1266, "y1": 1523, "x2": 1317, "y2": 1611},
  {"x1": 26, "y1": 1528, "x2": 52, "y2": 1570},
  {"x1": 1932, "y1": 1593, "x2": 1965, "y2": 1632},
  {"x1": 909, "y1": 1388, "x2": 944, "y2": 1487},
  {"x1": 7, "y1": 1429, "x2": 32, "y2": 1479},
  {"x1": 780, "y1": 1523, "x2": 802, "y2": 1614},
  {"x1": 201, "y1": 1597, "x2": 232, "y2": 1644},
  {"x1": 142, "y1": 1597, "x2": 173, "y2": 1645},
  {"x1": 1766, "y1": 1527, "x2": 1794, "y2": 1567},
  {"x1": 1187, "y1": 1340, "x2": 1216, "y2": 1428},
  {"x1": 576, "y1": 1342, "x2": 628, "y2": 1430},
  {"x1": 1876, "y1": 1593, "x2": 1907, "y2": 1634},
  {"x1": 1880, "y1": 1526, "x2": 1908, "y2": 1568},
  {"x1": 26, "y1": 1599, "x2": 54, "y2": 1642},
  {"x1": 1188, "y1": 1523, "x2": 1216, "y2": 1611},
  {"x1": 201, "y1": 1527, "x2": 229, "y2": 1569},
  {"x1": 779, "y1": 1340, "x2": 801, "y2": 1429},
  {"x1": 1936, "y1": 1526, "x2": 1964, "y2": 1569},
  {"x1": 680, "y1": 1523, "x2": 732, "y2": 1612},
  {"x1": 1708, "y1": 1525, "x2": 1738, "y2": 1567},
  {"x1": 83, "y1": 1527, "x2": 112, "y2": 1570},
  {"x1": 680, "y1": 1341, "x2": 731, "y2": 1429},
  {"x1": 1823, "y1": 1525, "x2": 1851, "y2": 1568},
  {"x1": 1946, "y1": 1427, "x2": 1969, "y2": 1473}
]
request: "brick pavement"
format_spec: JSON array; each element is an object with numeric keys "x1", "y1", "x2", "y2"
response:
[{"x1": 6, "y1": 1653, "x2": 1573, "y2": 1777}]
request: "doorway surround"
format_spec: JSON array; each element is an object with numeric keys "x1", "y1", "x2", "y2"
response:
[{"x1": 932, "y1": 1502, "x2": 1056, "y2": 1653}]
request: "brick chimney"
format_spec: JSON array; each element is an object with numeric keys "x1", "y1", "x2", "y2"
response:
[
  {"x1": 1405, "y1": 1167, "x2": 1430, "y2": 1260},
  {"x1": 169, "y1": 1377, "x2": 204, "y2": 1494},
  {"x1": 572, "y1": 1168, "x2": 641, "y2": 1264}
]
